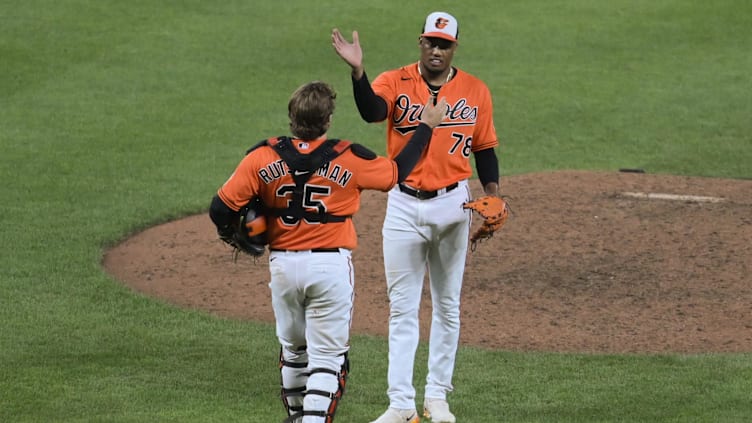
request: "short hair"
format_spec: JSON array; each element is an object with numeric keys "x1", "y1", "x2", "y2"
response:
[{"x1": 288, "y1": 81, "x2": 336, "y2": 140}]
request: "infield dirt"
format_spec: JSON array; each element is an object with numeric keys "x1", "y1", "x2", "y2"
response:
[{"x1": 103, "y1": 171, "x2": 752, "y2": 354}]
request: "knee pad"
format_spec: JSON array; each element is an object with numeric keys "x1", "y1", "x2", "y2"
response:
[
  {"x1": 302, "y1": 352, "x2": 350, "y2": 422},
  {"x1": 279, "y1": 346, "x2": 308, "y2": 418}
]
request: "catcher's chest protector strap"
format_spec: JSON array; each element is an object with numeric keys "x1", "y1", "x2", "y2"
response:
[{"x1": 266, "y1": 136, "x2": 353, "y2": 224}]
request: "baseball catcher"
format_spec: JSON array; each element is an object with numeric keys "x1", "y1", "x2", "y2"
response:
[
  {"x1": 209, "y1": 80, "x2": 447, "y2": 423},
  {"x1": 209, "y1": 196, "x2": 268, "y2": 259},
  {"x1": 463, "y1": 195, "x2": 510, "y2": 250}
]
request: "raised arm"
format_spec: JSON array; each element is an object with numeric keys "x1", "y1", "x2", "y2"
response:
[
  {"x1": 331, "y1": 28, "x2": 364, "y2": 79},
  {"x1": 332, "y1": 28, "x2": 387, "y2": 122}
]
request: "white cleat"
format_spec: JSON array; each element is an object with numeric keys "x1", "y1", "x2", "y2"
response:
[
  {"x1": 370, "y1": 407, "x2": 420, "y2": 423},
  {"x1": 423, "y1": 398, "x2": 456, "y2": 423}
]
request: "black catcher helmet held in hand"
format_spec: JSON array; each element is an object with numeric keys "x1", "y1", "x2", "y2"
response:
[
  {"x1": 238, "y1": 199, "x2": 268, "y2": 255},
  {"x1": 212, "y1": 196, "x2": 268, "y2": 258}
]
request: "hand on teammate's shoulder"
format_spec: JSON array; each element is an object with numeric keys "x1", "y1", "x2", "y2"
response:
[{"x1": 421, "y1": 97, "x2": 448, "y2": 129}]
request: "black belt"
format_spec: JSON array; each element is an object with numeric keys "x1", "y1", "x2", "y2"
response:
[
  {"x1": 398, "y1": 182, "x2": 459, "y2": 200},
  {"x1": 270, "y1": 248, "x2": 341, "y2": 253}
]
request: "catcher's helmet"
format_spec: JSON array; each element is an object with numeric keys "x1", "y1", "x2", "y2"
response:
[{"x1": 240, "y1": 197, "x2": 268, "y2": 246}]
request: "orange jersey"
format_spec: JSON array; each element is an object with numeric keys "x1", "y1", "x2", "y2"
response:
[
  {"x1": 217, "y1": 136, "x2": 397, "y2": 250},
  {"x1": 372, "y1": 63, "x2": 498, "y2": 191}
]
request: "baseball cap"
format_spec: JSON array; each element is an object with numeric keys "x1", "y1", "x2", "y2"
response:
[{"x1": 421, "y1": 11, "x2": 459, "y2": 42}]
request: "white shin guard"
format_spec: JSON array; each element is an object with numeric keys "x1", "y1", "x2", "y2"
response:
[{"x1": 279, "y1": 346, "x2": 308, "y2": 417}]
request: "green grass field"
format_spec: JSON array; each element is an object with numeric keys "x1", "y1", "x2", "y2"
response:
[{"x1": 2, "y1": 1, "x2": 751, "y2": 422}]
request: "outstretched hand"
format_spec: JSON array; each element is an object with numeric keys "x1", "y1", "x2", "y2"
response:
[
  {"x1": 331, "y1": 28, "x2": 364, "y2": 77},
  {"x1": 420, "y1": 97, "x2": 448, "y2": 129}
]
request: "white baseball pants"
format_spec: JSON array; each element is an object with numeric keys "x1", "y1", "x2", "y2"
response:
[{"x1": 381, "y1": 180, "x2": 471, "y2": 409}]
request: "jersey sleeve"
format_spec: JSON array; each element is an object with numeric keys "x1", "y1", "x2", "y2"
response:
[
  {"x1": 353, "y1": 154, "x2": 398, "y2": 192},
  {"x1": 216, "y1": 151, "x2": 264, "y2": 211},
  {"x1": 470, "y1": 82, "x2": 499, "y2": 152}
]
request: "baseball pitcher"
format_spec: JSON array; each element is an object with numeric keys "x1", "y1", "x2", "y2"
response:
[{"x1": 332, "y1": 10, "x2": 502, "y2": 423}]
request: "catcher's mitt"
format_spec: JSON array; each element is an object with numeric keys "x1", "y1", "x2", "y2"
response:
[
  {"x1": 463, "y1": 195, "x2": 510, "y2": 250},
  {"x1": 217, "y1": 199, "x2": 268, "y2": 259}
]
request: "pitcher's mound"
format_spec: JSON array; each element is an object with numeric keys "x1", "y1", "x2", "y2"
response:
[{"x1": 103, "y1": 171, "x2": 752, "y2": 354}]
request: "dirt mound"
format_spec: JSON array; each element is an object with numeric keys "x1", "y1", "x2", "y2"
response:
[{"x1": 103, "y1": 171, "x2": 752, "y2": 353}]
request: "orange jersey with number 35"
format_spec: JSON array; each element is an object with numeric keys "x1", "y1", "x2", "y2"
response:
[
  {"x1": 217, "y1": 136, "x2": 398, "y2": 250},
  {"x1": 372, "y1": 63, "x2": 498, "y2": 191}
]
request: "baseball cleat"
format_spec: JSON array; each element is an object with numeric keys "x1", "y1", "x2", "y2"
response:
[
  {"x1": 370, "y1": 407, "x2": 420, "y2": 423},
  {"x1": 423, "y1": 398, "x2": 456, "y2": 423}
]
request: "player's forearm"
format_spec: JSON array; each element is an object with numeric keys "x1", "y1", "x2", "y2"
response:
[
  {"x1": 351, "y1": 71, "x2": 388, "y2": 122},
  {"x1": 394, "y1": 123, "x2": 432, "y2": 183},
  {"x1": 474, "y1": 148, "x2": 500, "y2": 195},
  {"x1": 209, "y1": 195, "x2": 239, "y2": 234}
]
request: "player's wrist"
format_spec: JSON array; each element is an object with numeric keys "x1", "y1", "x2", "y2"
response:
[
  {"x1": 351, "y1": 66, "x2": 364, "y2": 80},
  {"x1": 483, "y1": 182, "x2": 499, "y2": 196},
  {"x1": 417, "y1": 120, "x2": 437, "y2": 129}
]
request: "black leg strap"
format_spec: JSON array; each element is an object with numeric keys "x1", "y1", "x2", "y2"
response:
[
  {"x1": 306, "y1": 367, "x2": 339, "y2": 377},
  {"x1": 282, "y1": 410, "x2": 303, "y2": 423},
  {"x1": 281, "y1": 360, "x2": 308, "y2": 369},
  {"x1": 281, "y1": 386, "x2": 306, "y2": 400},
  {"x1": 306, "y1": 389, "x2": 336, "y2": 399},
  {"x1": 302, "y1": 410, "x2": 328, "y2": 418}
]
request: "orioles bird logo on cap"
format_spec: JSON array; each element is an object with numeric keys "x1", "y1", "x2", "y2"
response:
[{"x1": 434, "y1": 17, "x2": 449, "y2": 29}]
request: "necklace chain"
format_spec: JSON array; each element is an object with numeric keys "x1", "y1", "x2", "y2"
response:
[{"x1": 418, "y1": 64, "x2": 453, "y2": 97}]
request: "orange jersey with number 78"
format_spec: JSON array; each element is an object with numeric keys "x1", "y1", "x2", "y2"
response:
[{"x1": 372, "y1": 63, "x2": 498, "y2": 191}]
